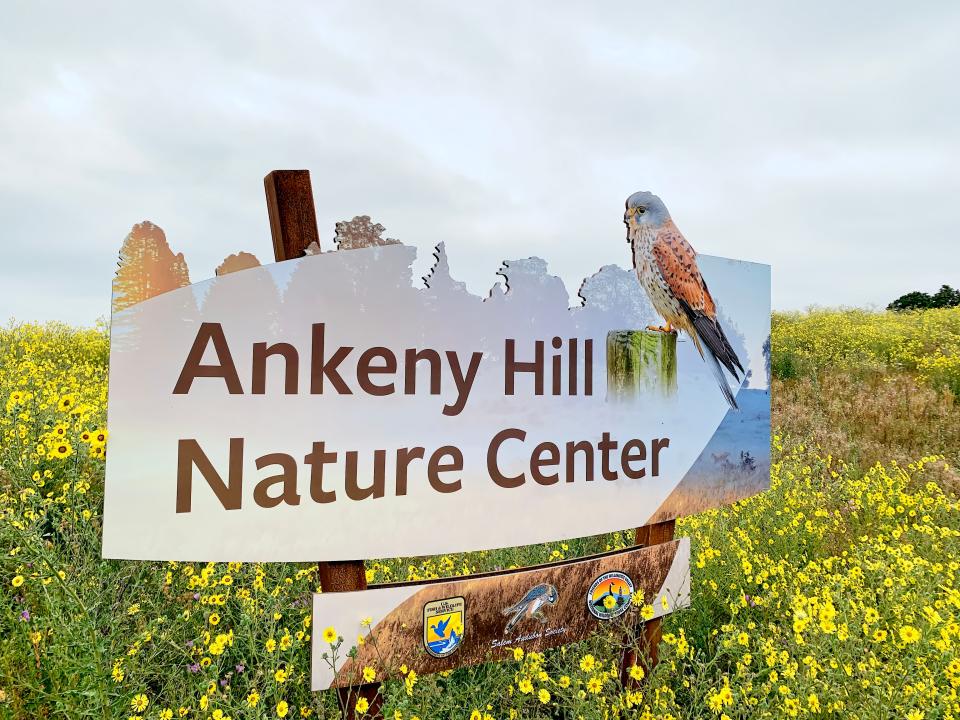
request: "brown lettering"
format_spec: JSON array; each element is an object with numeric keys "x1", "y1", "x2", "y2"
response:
[
  {"x1": 252, "y1": 342, "x2": 299, "y2": 394},
  {"x1": 310, "y1": 323, "x2": 353, "y2": 395},
  {"x1": 444, "y1": 350, "x2": 482, "y2": 417},
  {"x1": 621, "y1": 439, "x2": 647, "y2": 480},
  {"x1": 488, "y1": 428, "x2": 526, "y2": 488},
  {"x1": 176, "y1": 437, "x2": 244, "y2": 512},
  {"x1": 173, "y1": 323, "x2": 243, "y2": 394},
  {"x1": 585, "y1": 339, "x2": 593, "y2": 395},
  {"x1": 395, "y1": 446, "x2": 425, "y2": 496},
  {"x1": 305, "y1": 441, "x2": 337, "y2": 504},
  {"x1": 404, "y1": 349, "x2": 442, "y2": 395},
  {"x1": 565, "y1": 440, "x2": 594, "y2": 482},
  {"x1": 505, "y1": 340, "x2": 543, "y2": 395},
  {"x1": 428, "y1": 445, "x2": 463, "y2": 493},
  {"x1": 652, "y1": 437, "x2": 670, "y2": 476},
  {"x1": 345, "y1": 450, "x2": 385, "y2": 500},
  {"x1": 253, "y1": 453, "x2": 301, "y2": 507},
  {"x1": 599, "y1": 431, "x2": 618, "y2": 481},
  {"x1": 357, "y1": 347, "x2": 396, "y2": 396},
  {"x1": 531, "y1": 441, "x2": 560, "y2": 485}
]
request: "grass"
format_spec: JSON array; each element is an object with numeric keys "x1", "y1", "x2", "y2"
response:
[
  {"x1": 771, "y1": 307, "x2": 960, "y2": 395},
  {"x1": 1, "y1": 309, "x2": 959, "y2": 719}
]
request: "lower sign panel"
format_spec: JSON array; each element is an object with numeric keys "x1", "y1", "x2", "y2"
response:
[{"x1": 311, "y1": 538, "x2": 690, "y2": 689}]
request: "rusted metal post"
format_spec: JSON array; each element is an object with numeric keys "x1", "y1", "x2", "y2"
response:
[{"x1": 263, "y1": 170, "x2": 382, "y2": 719}]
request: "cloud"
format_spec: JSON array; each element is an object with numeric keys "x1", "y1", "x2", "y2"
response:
[{"x1": 2, "y1": 1, "x2": 958, "y2": 324}]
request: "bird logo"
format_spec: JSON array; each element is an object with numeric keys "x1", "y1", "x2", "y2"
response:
[
  {"x1": 624, "y1": 190, "x2": 745, "y2": 409},
  {"x1": 502, "y1": 583, "x2": 559, "y2": 635},
  {"x1": 431, "y1": 616, "x2": 451, "y2": 638},
  {"x1": 423, "y1": 596, "x2": 465, "y2": 658}
]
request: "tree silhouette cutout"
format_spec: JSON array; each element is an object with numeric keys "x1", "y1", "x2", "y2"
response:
[
  {"x1": 576, "y1": 265, "x2": 657, "y2": 329},
  {"x1": 216, "y1": 251, "x2": 261, "y2": 276},
  {"x1": 205, "y1": 251, "x2": 282, "y2": 338},
  {"x1": 284, "y1": 217, "x2": 418, "y2": 347},
  {"x1": 423, "y1": 243, "x2": 468, "y2": 295},
  {"x1": 113, "y1": 221, "x2": 191, "y2": 313},
  {"x1": 334, "y1": 216, "x2": 401, "y2": 251},
  {"x1": 111, "y1": 221, "x2": 197, "y2": 354}
]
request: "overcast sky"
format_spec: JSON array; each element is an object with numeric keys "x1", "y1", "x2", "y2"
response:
[{"x1": 2, "y1": 2, "x2": 958, "y2": 325}]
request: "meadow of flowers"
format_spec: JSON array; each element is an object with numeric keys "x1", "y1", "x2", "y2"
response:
[
  {"x1": 772, "y1": 307, "x2": 960, "y2": 396},
  {"x1": 2, "y1": 310, "x2": 959, "y2": 719}
]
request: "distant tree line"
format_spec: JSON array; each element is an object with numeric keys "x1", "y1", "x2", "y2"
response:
[{"x1": 888, "y1": 285, "x2": 960, "y2": 311}]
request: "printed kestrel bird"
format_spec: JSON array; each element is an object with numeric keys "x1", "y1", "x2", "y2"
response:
[
  {"x1": 502, "y1": 583, "x2": 559, "y2": 635},
  {"x1": 624, "y1": 191, "x2": 745, "y2": 409}
]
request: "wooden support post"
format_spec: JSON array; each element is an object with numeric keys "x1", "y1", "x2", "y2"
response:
[
  {"x1": 263, "y1": 170, "x2": 382, "y2": 719},
  {"x1": 620, "y1": 519, "x2": 676, "y2": 687},
  {"x1": 264, "y1": 170, "x2": 320, "y2": 260}
]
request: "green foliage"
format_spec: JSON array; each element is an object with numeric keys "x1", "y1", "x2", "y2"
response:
[
  {"x1": 888, "y1": 284, "x2": 960, "y2": 311},
  {"x1": 2, "y1": 319, "x2": 960, "y2": 719},
  {"x1": 772, "y1": 307, "x2": 960, "y2": 395}
]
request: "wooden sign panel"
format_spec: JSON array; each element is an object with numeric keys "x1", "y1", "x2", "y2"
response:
[{"x1": 311, "y1": 538, "x2": 690, "y2": 689}]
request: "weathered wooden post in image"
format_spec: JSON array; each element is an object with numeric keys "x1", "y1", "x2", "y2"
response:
[
  {"x1": 606, "y1": 329, "x2": 678, "y2": 401},
  {"x1": 262, "y1": 170, "x2": 383, "y2": 717}
]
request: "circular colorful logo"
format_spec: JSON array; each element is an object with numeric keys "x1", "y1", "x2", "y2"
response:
[{"x1": 587, "y1": 571, "x2": 634, "y2": 620}]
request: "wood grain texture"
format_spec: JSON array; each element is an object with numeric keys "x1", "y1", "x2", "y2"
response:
[
  {"x1": 263, "y1": 169, "x2": 377, "y2": 717},
  {"x1": 635, "y1": 519, "x2": 676, "y2": 548},
  {"x1": 606, "y1": 329, "x2": 678, "y2": 400},
  {"x1": 317, "y1": 560, "x2": 368, "y2": 594},
  {"x1": 621, "y1": 518, "x2": 677, "y2": 687},
  {"x1": 329, "y1": 541, "x2": 682, "y2": 687},
  {"x1": 264, "y1": 170, "x2": 321, "y2": 261}
]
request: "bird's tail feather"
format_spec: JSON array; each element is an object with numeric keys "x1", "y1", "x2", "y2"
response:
[
  {"x1": 705, "y1": 345, "x2": 739, "y2": 410},
  {"x1": 677, "y1": 298, "x2": 743, "y2": 410}
]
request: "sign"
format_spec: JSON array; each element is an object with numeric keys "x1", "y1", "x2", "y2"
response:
[
  {"x1": 312, "y1": 538, "x2": 690, "y2": 689},
  {"x1": 102, "y1": 222, "x2": 770, "y2": 561}
]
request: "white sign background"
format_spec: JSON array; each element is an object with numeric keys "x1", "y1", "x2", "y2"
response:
[{"x1": 102, "y1": 244, "x2": 769, "y2": 561}]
